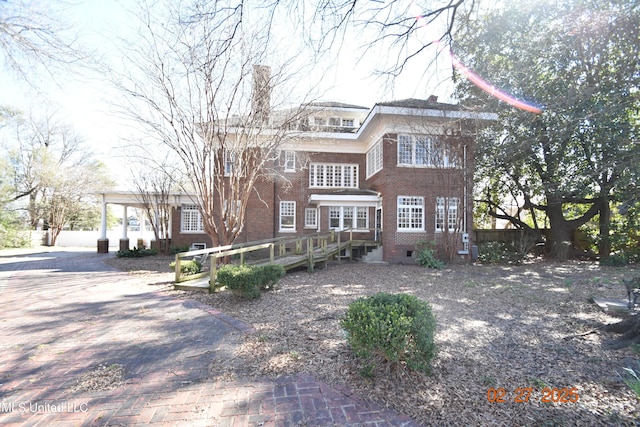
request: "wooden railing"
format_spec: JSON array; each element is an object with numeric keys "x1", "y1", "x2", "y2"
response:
[{"x1": 174, "y1": 228, "x2": 381, "y2": 292}]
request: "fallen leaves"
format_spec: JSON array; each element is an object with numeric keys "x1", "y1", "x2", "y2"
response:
[
  {"x1": 71, "y1": 363, "x2": 125, "y2": 393},
  {"x1": 111, "y1": 255, "x2": 640, "y2": 425}
]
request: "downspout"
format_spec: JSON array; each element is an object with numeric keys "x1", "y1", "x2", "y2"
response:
[
  {"x1": 273, "y1": 179, "x2": 278, "y2": 238},
  {"x1": 463, "y1": 144, "x2": 467, "y2": 235}
]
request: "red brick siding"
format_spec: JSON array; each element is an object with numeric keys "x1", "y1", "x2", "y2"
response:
[
  {"x1": 366, "y1": 133, "x2": 471, "y2": 263},
  {"x1": 169, "y1": 130, "x2": 474, "y2": 264}
]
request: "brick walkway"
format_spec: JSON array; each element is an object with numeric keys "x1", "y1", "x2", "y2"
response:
[{"x1": 0, "y1": 248, "x2": 420, "y2": 426}]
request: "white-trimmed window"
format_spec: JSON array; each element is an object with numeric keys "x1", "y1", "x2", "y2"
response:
[
  {"x1": 356, "y1": 207, "x2": 368, "y2": 229},
  {"x1": 224, "y1": 150, "x2": 238, "y2": 176},
  {"x1": 398, "y1": 134, "x2": 457, "y2": 167},
  {"x1": 279, "y1": 201, "x2": 296, "y2": 232},
  {"x1": 436, "y1": 197, "x2": 459, "y2": 232},
  {"x1": 284, "y1": 150, "x2": 295, "y2": 172},
  {"x1": 309, "y1": 163, "x2": 358, "y2": 188},
  {"x1": 397, "y1": 196, "x2": 424, "y2": 231},
  {"x1": 398, "y1": 134, "x2": 436, "y2": 167},
  {"x1": 328, "y1": 206, "x2": 368, "y2": 230},
  {"x1": 181, "y1": 204, "x2": 204, "y2": 233},
  {"x1": 342, "y1": 119, "x2": 355, "y2": 128},
  {"x1": 366, "y1": 139, "x2": 383, "y2": 177},
  {"x1": 304, "y1": 208, "x2": 318, "y2": 228}
]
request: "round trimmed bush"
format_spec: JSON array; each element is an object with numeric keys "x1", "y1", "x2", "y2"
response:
[
  {"x1": 216, "y1": 264, "x2": 261, "y2": 299},
  {"x1": 341, "y1": 292, "x2": 437, "y2": 373}
]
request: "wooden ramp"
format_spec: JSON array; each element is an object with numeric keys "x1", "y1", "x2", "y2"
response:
[{"x1": 173, "y1": 232, "x2": 379, "y2": 293}]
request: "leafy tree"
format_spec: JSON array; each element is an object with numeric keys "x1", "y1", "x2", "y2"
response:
[
  {"x1": 1, "y1": 112, "x2": 114, "y2": 245},
  {"x1": 455, "y1": 0, "x2": 640, "y2": 260}
]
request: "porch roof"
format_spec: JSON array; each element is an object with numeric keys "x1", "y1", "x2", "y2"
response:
[
  {"x1": 308, "y1": 189, "x2": 381, "y2": 207},
  {"x1": 97, "y1": 191, "x2": 197, "y2": 207}
]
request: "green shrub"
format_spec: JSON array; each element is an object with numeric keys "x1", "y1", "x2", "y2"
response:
[
  {"x1": 169, "y1": 245, "x2": 191, "y2": 255},
  {"x1": 216, "y1": 264, "x2": 261, "y2": 299},
  {"x1": 415, "y1": 241, "x2": 444, "y2": 269},
  {"x1": 600, "y1": 253, "x2": 630, "y2": 267},
  {"x1": 216, "y1": 263, "x2": 287, "y2": 299},
  {"x1": 478, "y1": 241, "x2": 524, "y2": 264},
  {"x1": 169, "y1": 259, "x2": 202, "y2": 275},
  {"x1": 258, "y1": 264, "x2": 286, "y2": 290},
  {"x1": 341, "y1": 292, "x2": 437, "y2": 374},
  {"x1": 0, "y1": 228, "x2": 31, "y2": 249},
  {"x1": 116, "y1": 247, "x2": 158, "y2": 258}
]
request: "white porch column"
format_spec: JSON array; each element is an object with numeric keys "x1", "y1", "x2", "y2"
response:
[
  {"x1": 119, "y1": 206, "x2": 130, "y2": 251},
  {"x1": 97, "y1": 194, "x2": 109, "y2": 253}
]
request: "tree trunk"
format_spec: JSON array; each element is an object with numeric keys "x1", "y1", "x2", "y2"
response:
[
  {"x1": 50, "y1": 227, "x2": 62, "y2": 246},
  {"x1": 29, "y1": 192, "x2": 39, "y2": 229},
  {"x1": 546, "y1": 200, "x2": 574, "y2": 261},
  {"x1": 598, "y1": 201, "x2": 612, "y2": 259}
]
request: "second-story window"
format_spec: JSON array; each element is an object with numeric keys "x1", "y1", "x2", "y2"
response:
[
  {"x1": 366, "y1": 139, "x2": 383, "y2": 178},
  {"x1": 309, "y1": 163, "x2": 358, "y2": 188},
  {"x1": 284, "y1": 150, "x2": 295, "y2": 172},
  {"x1": 398, "y1": 134, "x2": 457, "y2": 167},
  {"x1": 224, "y1": 150, "x2": 238, "y2": 176}
]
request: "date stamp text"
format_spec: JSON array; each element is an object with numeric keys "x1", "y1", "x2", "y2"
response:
[{"x1": 487, "y1": 387, "x2": 579, "y2": 403}]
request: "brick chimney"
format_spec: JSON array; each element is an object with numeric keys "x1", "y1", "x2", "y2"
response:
[
  {"x1": 252, "y1": 65, "x2": 271, "y2": 124},
  {"x1": 428, "y1": 95, "x2": 438, "y2": 102}
]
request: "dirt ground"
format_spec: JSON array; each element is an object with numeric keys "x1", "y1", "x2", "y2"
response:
[{"x1": 106, "y1": 255, "x2": 640, "y2": 426}]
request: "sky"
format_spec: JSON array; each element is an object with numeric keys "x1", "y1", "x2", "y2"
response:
[{"x1": 0, "y1": 0, "x2": 456, "y2": 189}]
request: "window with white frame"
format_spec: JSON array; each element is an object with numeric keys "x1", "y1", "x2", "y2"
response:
[
  {"x1": 398, "y1": 134, "x2": 436, "y2": 167},
  {"x1": 279, "y1": 201, "x2": 296, "y2": 231},
  {"x1": 342, "y1": 119, "x2": 355, "y2": 128},
  {"x1": 398, "y1": 134, "x2": 457, "y2": 167},
  {"x1": 397, "y1": 196, "x2": 424, "y2": 231},
  {"x1": 181, "y1": 204, "x2": 204, "y2": 233},
  {"x1": 329, "y1": 117, "x2": 341, "y2": 126},
  {"x1": 224, "y1": 150, "x2": 238, "y2": 176},
  {"x1": 328, "y1": 206, "x2": 368, "y2": 230},
  {"x1": 304, "y1": 208, "x2": 318, "y2": 228},
  {"x1": 309, "y1": 163, "x2": 358, "y2": 188},
  {"x1": 366, "y1": 139, "x2": 383, "y2": 177},
  {"x1": 284, "y1": 150, "x2": 295, "y2": 172},
  {"x1": 435, "y1": 197, "x2": 459, "y2": 232}
]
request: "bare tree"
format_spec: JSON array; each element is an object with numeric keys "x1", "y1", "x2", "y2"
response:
[
  {"x1": 0, "y1": 0, "x2": 86, "y2": 84},
  {"x1": 132, "y1": 164, "x2": 177, "y2": 254},
  {"x1": 113, "y1": 0, "x2": 311, "y2": 248},
  {"x1": 292, "y1": 0, "x2": 477, "y2": 86}
]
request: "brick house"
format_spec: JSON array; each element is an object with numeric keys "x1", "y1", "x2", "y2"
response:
[{"x1": 98, "y1": 98, "x2": 495, "y2": 263}]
